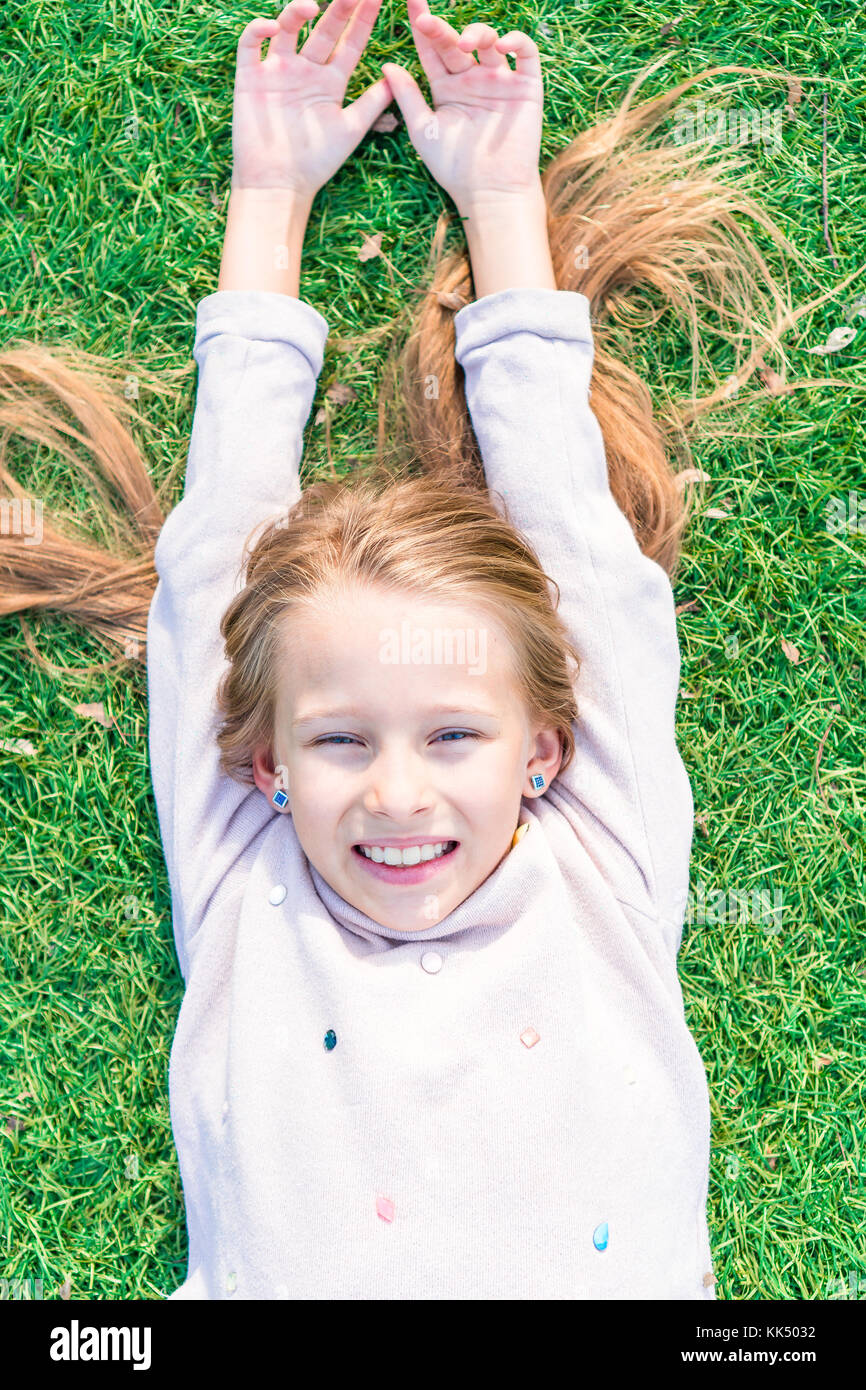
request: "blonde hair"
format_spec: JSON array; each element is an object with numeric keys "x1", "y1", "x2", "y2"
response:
[{"x1": 0, "y1": 62, "x2": 835, "y2": 778}]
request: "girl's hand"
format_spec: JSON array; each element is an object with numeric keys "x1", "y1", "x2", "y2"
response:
[
  {"x1": 231, "y1": 0, "x2": 393, "y2": 197},
  {"x1": 380, "y1": 0, "x2": 544, "y2": 211}
]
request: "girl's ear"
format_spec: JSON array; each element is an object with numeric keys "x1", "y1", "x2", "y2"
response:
[
  {"x1": 526, "y1": 726, "x2": 563, "y2": 794},
  {"x1": 251, "y1": 745, "x2": 290, "y2": 808}
]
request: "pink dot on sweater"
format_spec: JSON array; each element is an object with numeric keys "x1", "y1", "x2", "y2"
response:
[
  {"x1": 520, "y1": 1027, "x2": 541, "y2": 1048},
  {"x1": 376, "y1": 1195, "x2": 395, "y2": 1222}
]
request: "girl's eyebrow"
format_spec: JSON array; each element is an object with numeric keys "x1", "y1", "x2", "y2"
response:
[{"x1": 292, "y1": 703, "x2": 500, "y2": 728}]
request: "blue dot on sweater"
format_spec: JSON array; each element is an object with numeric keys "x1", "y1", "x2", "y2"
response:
[
  {"x1": 593, "y1": 1221, "x2": 609, "y2": 1251},
  {"x1": 324, "y1": 1030, "x2": 337, "y2": 1051}
]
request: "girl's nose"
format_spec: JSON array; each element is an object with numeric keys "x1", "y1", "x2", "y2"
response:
[{"x1": 362, "y1": 752, "x2": 436, "y2": 819}]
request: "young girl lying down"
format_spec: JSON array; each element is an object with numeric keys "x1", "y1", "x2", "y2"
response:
[{"x1": 0, "y1": 0, "x2": 814, "y2": 1299}]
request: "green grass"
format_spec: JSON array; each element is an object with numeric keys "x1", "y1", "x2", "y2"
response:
[{"x1": 1, "y1": 0, "x2": 864, "y2": 1302}]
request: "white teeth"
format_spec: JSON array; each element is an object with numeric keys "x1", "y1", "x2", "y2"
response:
[
  {"x1": 358, "y1": 841, "x2": 455, "y2": 866},
  {"x1": 386, "y1": 845, "x2": 420, "y2": 866}
]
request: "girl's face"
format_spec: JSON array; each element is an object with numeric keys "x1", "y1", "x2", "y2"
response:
[{"x1": 252, "y1": 585, "x2": 562, "y2": 932}]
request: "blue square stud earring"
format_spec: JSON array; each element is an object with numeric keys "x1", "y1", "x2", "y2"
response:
[
  {"x1": 272, "y1": 789, "x2": 289, "y2": 808},
  {"x1": 530, "y1": 774, "x2": 545, "y2": 791}
]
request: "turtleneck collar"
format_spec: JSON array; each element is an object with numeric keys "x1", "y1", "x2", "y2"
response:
[{"x1": 307, "y1": 807, "x2": 538, "y2": 944}]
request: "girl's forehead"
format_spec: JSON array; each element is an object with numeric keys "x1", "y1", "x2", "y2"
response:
[
  {"x1": 291, "y1": 584, "x2": 502, "y2": 627},
  {"x1": 280, "y1": 591, "x2": 514, "y2": 671},
  {"x1": 277, "y1": 636, "x2": 522, "y2": 734},
  {"x1": 273, "y1": 589, "x2": 524, "y2": 728}
]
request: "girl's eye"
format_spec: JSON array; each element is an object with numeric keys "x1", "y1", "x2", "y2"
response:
[{"x1": 313, "y1": 732, "x2": 479, "y2": 747}]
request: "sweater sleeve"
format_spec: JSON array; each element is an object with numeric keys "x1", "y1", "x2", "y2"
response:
[
  {"x1": 453, "y1": 288, "x2": 694, "y2": 950},
  {"x1": 146, "y1": 290, "x2": 329, "y2": 980}
]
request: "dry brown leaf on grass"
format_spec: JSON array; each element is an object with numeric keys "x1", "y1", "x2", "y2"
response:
[
  {"x1": 705, "y1": 507, "x2": 733, "y2": 519},
  {"x1": 371, "y1": 111, "x2": 400, "y2": 133},
  {"x1": 356, "y1": 230, "x2": 399, "y2": 291},
  {"x1": 805, "y1": 325, "x2": 857, "y2": 355},
  {"x1": 315, "y1": 382, "x2": 359, "y2": 427},
  {"x1": 785, "y1": 78, "x2": 803, "y2": 119},
  {"x1": 781, "y1": 639, "x2": 801, "y2": 664},
  {"x1": 358, "y1": 232, "x2": 383, "y2": 262},
  {"x1": 675, "y1": 468, "x2": 710, "y2": 489},
  {"x1": 0, "y1": 736, "x2": 36, "y2": 755},
  {"x1": 74, "y1": 701, "x2": 114, "y2": 728},
  {"x1": 756, "y1": 360, "x2": 792, "y2": 395},
  {"x1": 325, "y1": 383, "x2": 358, "y2": 406}
]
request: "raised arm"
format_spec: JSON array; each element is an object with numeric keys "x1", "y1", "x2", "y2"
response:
[
  {"x1": 148, "y1": 1, "x2": 393, "y2": 978},
  {"x1": 147, "y1": 276, "x2": 329, "y2": 981},
  {"x1": 386, "y1": 9, "x2": 693, "y2": 953},
  {"x1": 452, "y1": 275, "x2": 694, "y2": 952}
]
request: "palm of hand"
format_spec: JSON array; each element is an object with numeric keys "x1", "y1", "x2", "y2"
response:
[
  {"x1": 417, "y1": 65, "x2": 544, "y2": 203},
  {"x1": 233, "y1": 53, "x2": 359, "y2": 194}
]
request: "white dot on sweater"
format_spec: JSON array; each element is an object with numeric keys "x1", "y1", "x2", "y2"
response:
[
  {"x1": 421, "y1": 951, "x2": 443, "y2": 973},
  {"x1": 269, "y1": 884, "x2": 287, "y2": 906}
]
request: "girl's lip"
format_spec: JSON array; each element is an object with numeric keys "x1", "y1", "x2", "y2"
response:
[
  {"x1": 351, "y1": 841, "x2": 459, "y2": 885},
  {"x1": 353, "y1": 836, "x2": 456, "y2": 848}
]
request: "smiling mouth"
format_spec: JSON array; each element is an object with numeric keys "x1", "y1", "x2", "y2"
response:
[{"x1": 352, "y1": 841, "x2": 459, "y2": 866}]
